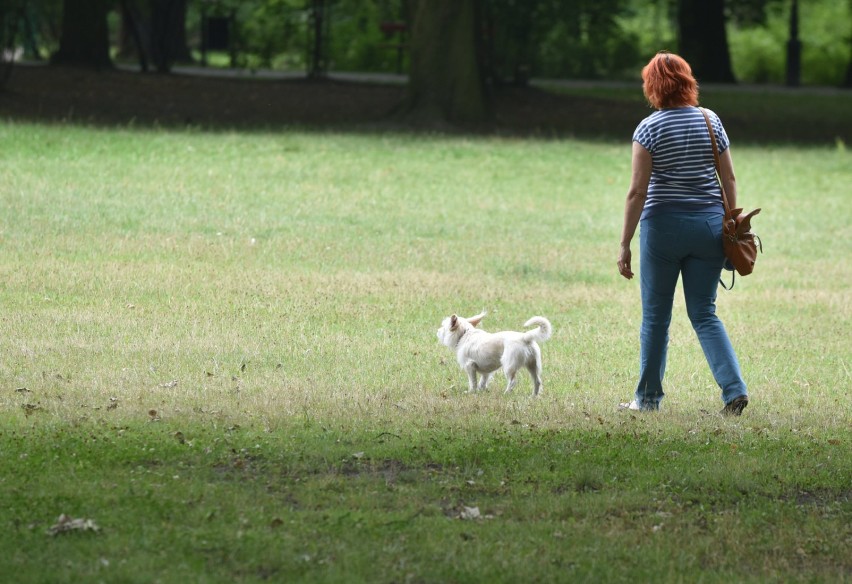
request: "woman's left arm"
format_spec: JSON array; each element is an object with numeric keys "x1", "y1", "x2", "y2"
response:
[
  {"x1": 618, "y1": 142, "x2": 652, "y2": 280},
  {"x1": 718, "y1": 147, "x2": 738, "y2": 209}
]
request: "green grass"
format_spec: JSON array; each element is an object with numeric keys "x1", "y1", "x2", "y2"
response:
[{"x1": 0, "y1": 118, "x2": 850, "y2": 583}]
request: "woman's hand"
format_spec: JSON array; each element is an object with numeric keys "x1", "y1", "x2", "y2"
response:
[
  {"x1": 618, "y1": 143, "x2": 650, "y2": 281},
  {"x1": 618, "y1": 245, "x2": 634, "y2": 280}
]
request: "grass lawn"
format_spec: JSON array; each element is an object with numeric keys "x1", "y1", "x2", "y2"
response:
[{"x1": 0, "y1": 101, "x2": 850, "y2": 582}]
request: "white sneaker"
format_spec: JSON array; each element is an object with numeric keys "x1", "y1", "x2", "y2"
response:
[{"x1": 618, "y1": 400, "x2": 642, "y2": 411}]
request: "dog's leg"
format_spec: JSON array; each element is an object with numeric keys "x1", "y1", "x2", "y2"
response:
[
  {"x1": 528, "y1": 345, "x2": 543, "y2": 396},
  {"x1": 478, "y1": 372, "x2": 492, "y2": 391},
  {"x1": 527, "y1": 365, "x2": 543, "y2": 396},
  {"x1": 503, "y1": 366, "x2": 519, "y2": 393},
  {"x1": 464, "y1": 361, "x2": 478, "y2": 393},
  {"x1": 503, "y1": 373, "x2": 518, "y2": 393}
]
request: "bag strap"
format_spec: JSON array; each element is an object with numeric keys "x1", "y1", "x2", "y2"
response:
[
  {"x1": 700, "y1": 107, "x2": 735, "y2": 290},
  {"x1": 699, "y1": 107, "x2": 733, "y2": 218}
]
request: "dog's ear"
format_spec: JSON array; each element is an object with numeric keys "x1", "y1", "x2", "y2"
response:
[
  {"x1": 449, "y1": 314, "x2": 458, "y2": 330},
  {"x1": 467, "y1": 311, "x2": 486, "y2": 327}
]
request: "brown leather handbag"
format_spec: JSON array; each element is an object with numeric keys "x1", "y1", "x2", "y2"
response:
[{"x1": 701, "y1": 108, "x2": 762, "y2": 288}]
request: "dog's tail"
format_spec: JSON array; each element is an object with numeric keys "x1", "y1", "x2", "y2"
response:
[{"x1": 522, "y1": 316, "x2": 552, "y2": 343}]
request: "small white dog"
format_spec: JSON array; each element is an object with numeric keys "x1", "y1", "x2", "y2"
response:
[{"x1": 437, "y1": 312, "x2": 552, "y2": 396}]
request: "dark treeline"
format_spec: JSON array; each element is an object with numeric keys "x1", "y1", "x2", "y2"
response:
[{"x1": 1, "y1": 0, "x2": 850, "y2": 123}]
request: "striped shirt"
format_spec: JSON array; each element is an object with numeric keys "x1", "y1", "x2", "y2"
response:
[{"x1": 632, "y1": 106, "x2": 729, "y2": 219}]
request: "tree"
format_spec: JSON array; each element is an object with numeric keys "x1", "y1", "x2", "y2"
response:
[
  {"x1": 51, "y1": 0, "x2": 111, "y2": 68},
  {"x1": 113, "y1": 0, "x2": 193, "y2": 73},
  {"x1": 307, "y1": 0, "x2": 331, "y2": 78},
  {"x1": 117, "y1": 0, "x2": 150, "y2": 71},
  {"x1": 785, "y1": 0, "x2": 801, "y2": 86},
  {"x1": 406, "y1": 0, "x2": 488, "y2": 124},
  {"x1": 484, "y1": 0, "x2": 535, "y2": 85},
  {"x1": 150, "y1": 0, "x2": 192, "y2": 73},
  {"x1": 845, "y1": 0, "x2": 852, "y2": 87},
  {"x1": 677, "y1": 0, "x2": 736, "y2": 82},
  {"x1": 1, "y1": 0, "x2": 24, "y2": 88},
  {"x1": 846, "y1": 37, "x2": 852, "y2": 88}
]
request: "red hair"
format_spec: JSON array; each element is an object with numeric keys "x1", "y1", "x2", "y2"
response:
[{"x1": 642, "y1": 52, "x2": 699, "y2": 109}]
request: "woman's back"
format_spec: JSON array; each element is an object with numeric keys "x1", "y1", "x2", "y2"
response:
[{"x1": 633, "y1": 106, "x2": 727, "y2": 218}]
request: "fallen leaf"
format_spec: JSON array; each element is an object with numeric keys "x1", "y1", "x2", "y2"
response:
[
  {"x1": 47, "y1": 514, "x2": 101, "y2": 536},
  {"x1": 159, "y1": 379, "x2": 178, "y2": 388},
  {"x1": 459, "y1": 506, "x2": 481, "y2": 520}
]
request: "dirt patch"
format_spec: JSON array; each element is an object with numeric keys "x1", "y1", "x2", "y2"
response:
[{"x1": 785, "y1": 488, "x2": 852, "y2": 508}]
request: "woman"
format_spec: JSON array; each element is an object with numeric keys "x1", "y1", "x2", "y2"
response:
[{"x1": 617, "y1": 51, "x2": 749, "y2": 415}]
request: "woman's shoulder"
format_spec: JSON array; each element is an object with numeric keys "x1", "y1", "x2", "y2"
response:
[
  {"x1": 635, "y1": 109, "x2": 664, "y2": 131},
  {"x1": 697, "y1": 106, "x2": 724, "y2": 124}
]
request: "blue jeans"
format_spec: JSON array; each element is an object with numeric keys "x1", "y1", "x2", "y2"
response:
[{"x1": 635, "y1": 212, "x2": 747, "y2": 409}]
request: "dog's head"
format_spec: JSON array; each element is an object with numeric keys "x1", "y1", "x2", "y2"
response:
[{"x1": 436, "y1": 312, "x2": 486, "y2": 348}]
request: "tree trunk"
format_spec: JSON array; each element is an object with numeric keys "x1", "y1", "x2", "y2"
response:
[
  {"x1": 171, "y1": 0, "x2": 192, "y2": 63},
  {"x1": 51, "y1": 0, "x2": 112, "y2": 68},
  {"x1": 845, "y1": 42, "x2": 852, "y2": 88},
  {"x1": 307, "y1": 0, "x2": 329, "y2": 78},
  {"x1": 150, "y1": 0, "x2": 192, "y2": 73},
  {"x1": 117, "y1": 5, "x2": 138, "y2": 60},
  {"x1": 845, "y1": 0, "x2": 852, "y2": 87},
  {"x1": 785, "y1": 0, "x2": 801, "y2": 87},
  {"x1": 117, "y1": 0, "x2": 150, "y2": 72},
  {"x1": 407, "y1": 0, "x2": 488, "y2": 124},
  {"x1": 677, "y1": 0, "x2": 736, "y2": 83}
]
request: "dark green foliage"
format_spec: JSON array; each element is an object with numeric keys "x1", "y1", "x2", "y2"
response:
[
  {"x1": 5, "y1": 0, "x2": 851, "y2": 84},
  {"x1": 486, "y1": 0, "x2": 641, "y2": 81},
  {"x1": 726, "y1": 0, "x2": 785, "y2": 27}
]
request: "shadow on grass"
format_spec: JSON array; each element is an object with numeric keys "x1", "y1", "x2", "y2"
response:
[{"x1": 2, "y1": 63, "x2": 850, "y2": 145}]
